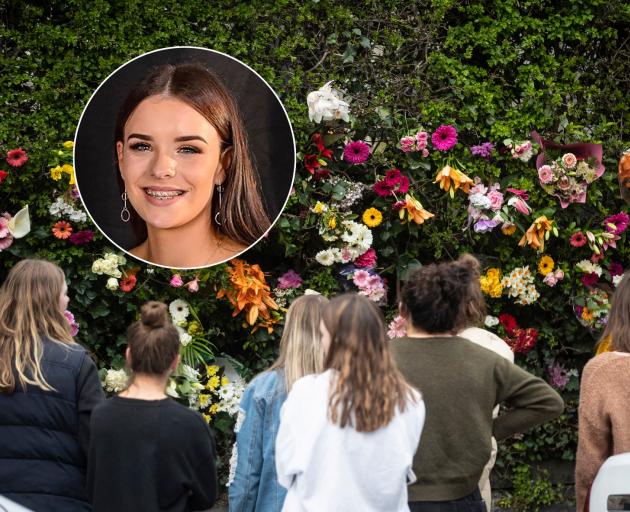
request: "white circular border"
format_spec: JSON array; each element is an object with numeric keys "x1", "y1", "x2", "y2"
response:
[{"x1": 73, "y1": 45, "x2": 297, "y2": 270}]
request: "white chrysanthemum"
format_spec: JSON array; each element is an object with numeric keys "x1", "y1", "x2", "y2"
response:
[
  {"x1": 307, "y1": 81, "x2": 350, "y2": 124},
  {"x1": 484, "y1": 315, "x2": 499, "y2": 327},
  {"x1": 176, "y1": 326, "x2": 192, "y2": 346},
  {"x1": 576, "y1": 260, "x2": 602, "y2": 276},
  {"x1": 169, "y1": 299, "x2": 190, "y2": 323},
  {"x1": 315, "y1": 249, "x2": 336, "y2": 266},
  {"x1": 104, "y1": 368, "x2": 128, "y2": 393}
]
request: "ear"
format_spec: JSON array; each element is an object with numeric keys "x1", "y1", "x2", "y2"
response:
[
  {"x1": 398, "y1": 302, "x2": 409, "y2": 319},
  {"x1": 215, "y1": 147, "x2": 232, "y2": 185},
  {"x1": 116, "y1": 141, "x2": 125, "y2": 180},
  {"x1": 125, "y1": 346, "x2": 132, "y2": 367},
  {"x1": 169, "y1": 354, "x2": 181, "y2": 374}
]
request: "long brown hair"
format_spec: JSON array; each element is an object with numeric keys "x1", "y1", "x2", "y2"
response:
[
  {"x1": 457, "y1": 254, "x2": 487, "y2": 328},
  {"x1": 268, "y1": 294, "x2": 328, "y2": 391},
  {"x1": 323, "y1": 294, "x2": 417, "y2": 432},
  {"x1": 0, "y1": 259, "x2": 75, "y2": 393},
  {"x1": 126, "y1": 301, "x2": 180, "y2": 375},
  {"x1": 115, "y1": 62, "x2": 271, "y2": 246},
  {"x1": 598, "y1": 272, "x2": 630, "y2": 353}
]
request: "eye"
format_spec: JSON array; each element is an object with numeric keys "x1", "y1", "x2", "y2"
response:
[
  {"x1": 129, "y1": 142, "x2": 151, "y2": 152},
  {"x1": 178, "y1": 145, "x2": 201, "y2": 154}
]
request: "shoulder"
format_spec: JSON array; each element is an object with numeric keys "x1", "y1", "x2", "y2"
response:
[
  {"x1": 583, "y1": 352, "x2": 630, "y2": 384},
  {"x1": 459, "y1": 327, "x2": 514, "y2": 361},
  {"x1": 246, "y1": 369, "x2": 286, "y2": 400},
  {"x1": 42, "y1": 338, "x2": 88, "y2": 366}
]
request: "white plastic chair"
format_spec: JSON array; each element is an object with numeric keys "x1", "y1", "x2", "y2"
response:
[{"x1": 589, "y1": 452, "x2": 630, "y2": 512}]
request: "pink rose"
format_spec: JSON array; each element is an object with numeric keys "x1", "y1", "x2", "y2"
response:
[
  {"x1": 421, "y1": 148, "x2": 430, "y2": 157},
  {"x1": 170, "y1": 274, "x2": 184, "y2": 287},
  {"x1": 538, "y1": 165, "x2": 553, "y2": 184},
  {"x1": 487, "y1": 189, "x2": 504, "y2": 211},
  {"x1": 562, "y1": 153, "x2": 577, "y2": 168},
  {"x1": 543, "y1": 273, "x2": 558, "y2": 287},
  {"x1": 554, "y1": 269, "x2": 564, "y2": 280},
  {"x1": 185, "y1": 278, "x2": 199, "y2": 293}
]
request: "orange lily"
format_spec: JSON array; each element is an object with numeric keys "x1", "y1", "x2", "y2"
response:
[
  {"x1": 518, "y1": 215, "x2": 553, "y2": 252},
  {"x1": 399, "y1": 194, "x2": 435, "y2": 225},
  {"x1": 434, "y1": 165, "x2": 474, "y2": 197},
  {"x1": 217, "y1": 259, "x2": 279, "y2": 329}
]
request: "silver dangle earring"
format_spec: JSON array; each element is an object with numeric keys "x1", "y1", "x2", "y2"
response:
[
  {"x1": 120, "y1": 190, "x2": 130, "y2": 223},
  {"x1": 214, "y1": 185, "x2": 223, "y2": 226}
]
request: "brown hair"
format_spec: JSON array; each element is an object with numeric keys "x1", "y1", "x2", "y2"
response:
[
  {"x1": 126, "y1": 301, "x2": 179, "y2": 374},
  {"x1": 457, "y1": 254, "x2": 486, "y2": 328},
  {"x1": 401, "y1": 254, "x2": 479, "y2": 334},
  {"x1": 599, "y1": 272, "x2": 630, "y2": 353},
  {"x1": 0, "y1": 259, "x2": 75, "y2": 393},
  {"x1": 323, "y1": 294, "x2": 417, "y2": 433},
  {"x1": 269, "y1": 294, "x2": 328, "y2": 391},
  {"x1": 115, "y1": 62, "x2": 271, "y2": 246}
]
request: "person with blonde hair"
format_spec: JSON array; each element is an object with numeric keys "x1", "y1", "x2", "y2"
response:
[
  {"x1": 229, "y1": 293, "x2": 328, "y2": 512},
  {"x1": 576, "y1": 272, "x2": 630, "y2": 512},
  {"x1": 275, "y1": 293, "x2": 425, "y2": 511},
  {"x1": 87, "y1": 301, "x2": 217, "y2": 512},
  {"x1": 0, "y1": 259, "x2": 104, "y2": 511}
]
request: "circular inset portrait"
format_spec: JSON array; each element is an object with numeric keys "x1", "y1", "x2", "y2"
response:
[{"x1": 75, "y1": 47, "x2": 295, "y2": 269}]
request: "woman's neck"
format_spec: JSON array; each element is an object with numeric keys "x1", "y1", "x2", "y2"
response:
[
  {"x1": 119, "y1": 373, "x2": 170, "y2": 400},
  {"x1": 406, "y1": 324, "x2": 455, "y2": 338},
  {"x1": 136, "y1": 214, "x2": 226, "y2": 267}
]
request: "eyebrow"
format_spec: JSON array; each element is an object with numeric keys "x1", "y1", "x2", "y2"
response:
[{"x1": 126, "y1": 133, "x2": 208, "y2": 144}]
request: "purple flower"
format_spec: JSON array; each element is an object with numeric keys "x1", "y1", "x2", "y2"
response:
[
  {"x1": 604, "y1": 212, "x2": 630, "y2": 235},
  {"x1": 68, "y1": 229, "x2": 94, "y2": 245},
  {"x1": 548, "y1": 363, "x2": 570, "y2": 390},
  {"x1": 470, "y1": 142, "x2": 494, "y2": 160},
  {"x1": 609, "y1": 262, "x2": 624, "y2": 277},
  {"x1": 342, "y1": 140, "x2": 370, "y2": 164},
  {"x1": 431, "y1": 125, "x2": 458, "y2": 151},
  {"x1": 580, "y1": 273, "x2": 599, "y2": 287},
  {"x1": 473, "y1": 218, "x2": 500, "y2": 233},
  {"x1": 277, "y1": 269, "x2": 303, "y2": 289}
]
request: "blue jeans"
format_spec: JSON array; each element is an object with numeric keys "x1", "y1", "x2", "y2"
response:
[{"x1": 409, "y1": 488, "x2": 487, "y2": 512}]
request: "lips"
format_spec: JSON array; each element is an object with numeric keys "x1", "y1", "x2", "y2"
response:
[{"x1": 143, "y1": 187, "x2": 186, "y2": 200}]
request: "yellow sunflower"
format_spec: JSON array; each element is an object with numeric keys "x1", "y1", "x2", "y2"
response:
[
  {"x1": 538, "y1": 255, "x2": 554, "y2": 276},
  {"x1": 362, "y1": 207, "x2": 383, "y2": 227}
]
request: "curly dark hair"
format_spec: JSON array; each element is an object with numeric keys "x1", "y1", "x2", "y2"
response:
[{"x1": 401, "y1": 254, "x2": 483, "y2": 334}]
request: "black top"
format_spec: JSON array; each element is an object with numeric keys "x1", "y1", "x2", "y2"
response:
[
  {"x1": 87, "y1": 396, "x2": 217, "y2": 512},
  {"x1": 0, "y1": 339, "x2": 104, "y2": 512}
]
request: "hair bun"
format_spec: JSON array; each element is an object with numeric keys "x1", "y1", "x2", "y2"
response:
[{"x1": 140, "y1": 301, "x2": 169, "y2": 328}]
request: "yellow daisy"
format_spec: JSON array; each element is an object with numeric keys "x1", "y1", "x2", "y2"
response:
[
  {"x1": 538, "y1": 255, "x2": 554, "y2": 276},
  {"x1": 362, "y1": 207, "x2": 383, "y2": 227}
]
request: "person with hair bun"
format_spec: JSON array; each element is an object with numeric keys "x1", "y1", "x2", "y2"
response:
[
  {"x1": 275, "y1": 293, "x2": 425, "y2": 511},
  {"x1": 87, "y1": 301, "x2": 217, "y2": 512},
  {"x1": 391, "y1": 255, "x2": 564, "y2": 512},
  {"x1": 0, "y1": 259, "x2": 104, "y2": 512},
  {"x1": 575, "y1": 271, "x2": 630, "y2": 512}
]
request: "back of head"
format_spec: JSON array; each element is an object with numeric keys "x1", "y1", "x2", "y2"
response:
[
  {"x1": 115, "y1": 63, "x2": 270, "y2": 245},
  {"x1": 271, "y1": 293, "x2": 328, "y2": 391},
  {"x1": 600, "y1": 272, "x2": 630, "y2": 352},
  {"x1": 0, "y1": 259, "x2": 73, "y2": 393},
  {"x1": 126, "y1": 301, "x2": 179, "y2": 375},
  {"x1": 401, "y1": 254, "x2": 480, "y2": 334},
  {"x1": 323, "y1": 293, "x2": 415, "y2": 432}
]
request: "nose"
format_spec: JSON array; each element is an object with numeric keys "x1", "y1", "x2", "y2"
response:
[{"x1": 151, "y1": 151, "x2": 176, "y2": 179}]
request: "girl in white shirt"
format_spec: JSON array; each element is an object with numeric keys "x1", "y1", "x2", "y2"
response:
[{"x1": 276, "y1": 293, "x2": 425, "y2": 512}]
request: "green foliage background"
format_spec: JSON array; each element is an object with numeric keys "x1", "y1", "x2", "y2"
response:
[{"x1": 1, "y1": 0, "x2": 629, "y2": 501}]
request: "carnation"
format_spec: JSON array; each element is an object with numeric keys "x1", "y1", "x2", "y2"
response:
[
  {"x1": 354, "y1": 247, "x2": 377, "y2": 268},
  {"x1": 277, "y1": 269, "x2": 303, "y2": 289}
]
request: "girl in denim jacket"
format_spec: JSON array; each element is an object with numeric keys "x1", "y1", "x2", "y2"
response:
[{"x1": 229, "y1": 294, "x2": 328, "y2": 512}]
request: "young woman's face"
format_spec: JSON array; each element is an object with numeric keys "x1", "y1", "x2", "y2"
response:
[
  {"x1": 116, "y1": 95, "x2": 225, "y2": 233},
  {"x1": 59, "y1": 281, "x2": 69, "y2": 312},
  {"x1": 320, "y1": 319, "x2": 332, "y2": 355}
]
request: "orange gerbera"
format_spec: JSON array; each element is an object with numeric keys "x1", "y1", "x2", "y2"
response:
[
  {"x1": 52, "y1": 220, "x2": 73, "y2": 239},
  {"x1": 518, "y1": 215, "x2": 553, "y2": 252},
  {"x1": 434, "y1": 165, "x2": 474, "y2": 197},
  {"x1": 398, "y1": 194, "x2": 434, "y2": 225},
  {"x1": 217, "y1": 259, "x2": 279, "y2": 331}
]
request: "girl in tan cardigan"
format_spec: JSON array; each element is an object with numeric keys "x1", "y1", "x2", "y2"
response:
[{"x1": 576, "y1": 271, "x2": 630, "y2": 512}]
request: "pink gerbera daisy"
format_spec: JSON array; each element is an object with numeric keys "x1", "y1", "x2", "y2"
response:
[
  {"x1": 6, "y1": 148, "x2": 28, "y2": 167},
  {"x1": 431, "y1": 125, "x2": 458, "y2": 151},
  {"x1": 343, "y1": 140, "x2": 370, "y2": 164},
  {"x1": 570, "y1": 232, "x2": 587, "y2": 247}
]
